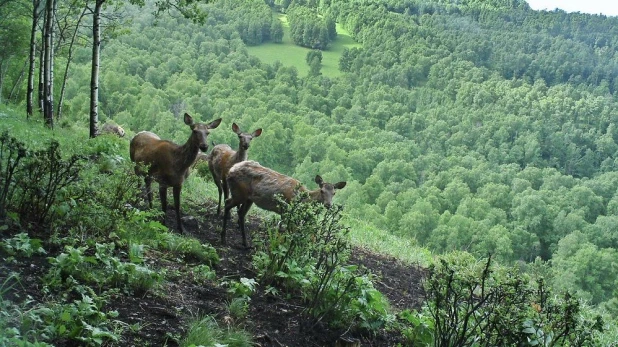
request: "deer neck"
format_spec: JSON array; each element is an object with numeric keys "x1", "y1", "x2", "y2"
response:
[
  {"x1": 178, "y1": 138, "x2": 200, "y2": 170},
  {"x1": 234, "y1": 145, "x2": 248, "y2": 162},
  {"x1": 307, "y1": 188, "x2": 321, "y2": 202}
]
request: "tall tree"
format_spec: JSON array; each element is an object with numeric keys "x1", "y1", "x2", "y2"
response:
[
  {"x1": 26, "y1": 0, "x2": 42, "y2": 118},
  {"x1": 88, "y1": 0, "x2": 214, "y2": 138},
  {"x1": 89, "y1": 0, "x2": 103, "y2": 137},
  {"x1": 42, "y1": 0, "x2": 55, "y2": 127}
]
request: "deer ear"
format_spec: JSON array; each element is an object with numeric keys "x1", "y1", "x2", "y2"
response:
[
  {"x1": 184, "y1": 113, "x2": 194, "y2": 126},
  {"x1": 253, "y1": 129, "x2": 262, "y2": 137},
  {"x1": 315, "y1": 175, "x2": 324, "y2": 185},
  {"x1": 232, "y1": 123, "x2": 240, "y2": 134},
  {"x1": 209, "y1": 118, "x2": 223, "y2": 129},
  {"x1": 334, "y1": 182, "x2": 347, "y2": 189}
]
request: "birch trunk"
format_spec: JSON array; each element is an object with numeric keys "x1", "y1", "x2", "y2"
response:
[
  {"x1": 89, "y1": 0, "x2": 104, "y2": 138},
  {"x1": 26, "y1": 0, "x2": 41, "y2": 118},
  {"x1": 43, "y1": 0, "x2": 53, "y2": 127}
]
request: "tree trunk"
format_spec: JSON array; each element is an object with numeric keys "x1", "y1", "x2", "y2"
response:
[
  {"x1": 26, "y1": 0, "x2": 41, "y2": 118},
  {"x1": 0, "y1": 60, "x2": 4, "y2": 104},
  {"x1": 38, "y1": 24, "x2": 44, "y2": 113},
  {"x1": 90, "y1": 0, "x2": 104, "y2": 138},
  {"x1": 57, "y1": 7, "x2": 87, "y2": 120},
  {"x1": 42, "y1": 0, "x2": 53, "y2": 127}
]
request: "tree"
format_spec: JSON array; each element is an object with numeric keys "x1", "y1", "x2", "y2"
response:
[
  {"x1": 26, "y1": 0, "x2": 42, "y2": 117},
  {"x1": 551, "y1": 231, "x2": 618, "y2": 304},
  {"x1": 0, "y1": 0, "x2": 30, "y2": 104},
  {"x1": 306, "y1": 49, "x2": 322, "y2": 76},
  {"x1": 42, "y1": 0, "x2": 55, "y2": 127},
  {"x1": 88, "y1": 0, "x2": 214, "y2": 138},
  {"x1": 270, "y1": 18, "x2": 283, "y2": 43}
]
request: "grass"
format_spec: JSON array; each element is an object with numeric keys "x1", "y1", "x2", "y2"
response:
[
  {"x1": 345, "y1": 217, "x2": 434, "y2": 268},
  {"x1": 246, "y1": 13, "x2": 362, "y2": 78},
  {"x1": 180, "y1": 315, "x2": 253, "y2": 347}
]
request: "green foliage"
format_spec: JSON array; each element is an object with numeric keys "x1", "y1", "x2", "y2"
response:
[
  {"x1": 52, "y1": 161, "x2": 142, "y2": 240},
  {"x1": 0, "y1": 131, "x2": 27, "y2": 220},
  {"x1": 180, "y1": 315, "x2": 253, "y2": 347},
  {"x1": 22, "y1": 142, "x2": 83, "y2": 228},
  {"x1": 6, "y1": 0, "x2": 618, "y2": 342},
  {"x1": 23, "y1": 293, "x2": 122, "y2": 346},
  {"x1": 45, "y1": 243, "x2": 162, "y2": 295},
  {"x1": 218, "y1": 0, "x2": 282, "y2": 45},
  {"x1": 226, "y1": 277, "x2": 257, "y2": 300},
  {"x1": 158, "y1": 233, "x2": 220, "y2": 265},
  {"x1": 423, "y1": 253, "x2": 604, "y2": 346},
  {"x1": 288, "y1": 5, "x2": 334, "y2": 49},
  {"x1": 0, "y1": 276, "x2": 121, "y2": 347},
  {"x1": 0, "y1": 233, "x2": 46, "y2": 258},
  {"x1": 397, "y1": 309, "x2": 434, "y2": 346},
  {"x1": 253, "y1": 196, "x2": 392, "y2": 332},
  {"x1": 226, "y1": 297, "x2": 250, "y2": 321}
]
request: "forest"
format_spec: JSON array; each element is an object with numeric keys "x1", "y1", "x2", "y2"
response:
[{"x1": 1, "y1": 0, "x2": 618, "y2": 345}]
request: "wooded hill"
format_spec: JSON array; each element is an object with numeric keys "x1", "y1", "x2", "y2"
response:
[{"x1": 1, "y1": 0, "x2": 618, "y2": 343}]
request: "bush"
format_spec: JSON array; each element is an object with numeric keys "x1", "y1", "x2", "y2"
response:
[
  {"x1": 421, "y1": 253, "x2": 604, "y2": 346},
  {"x1": 0, "y1": 133, "x2": 84, "y2": 231},
  {"x1": 252, "y1": 196, "x2": 392, "y2": 332}
]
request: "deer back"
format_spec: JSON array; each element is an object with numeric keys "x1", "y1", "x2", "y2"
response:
[
  {"x1": 130, "y1": 132, "x2": 186, "y2": 186},
  {"x1": 129, "y1": 113, "x2": 222, "y2": 187},
  {"x1": 228, "y1": 161, "x2": 303, "y2": 213}
]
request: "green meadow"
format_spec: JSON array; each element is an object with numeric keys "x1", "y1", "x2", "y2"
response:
[{"x1": 246, "y1": 14, "x2": 362, "y2": 78}]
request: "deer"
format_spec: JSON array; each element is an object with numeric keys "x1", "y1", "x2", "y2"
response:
[
  {"x1": 208, "y1": 123, "x2": 262, "y2": 215},
  {"x1": 221, "y1": 160, "x2": 346, "y2": 248},
  {"x1": 130, "y1": 112, "x2": 222, "y2": 233},
  {"x1": 101, "y1": 122, "x2": 125, "y2": 137}
]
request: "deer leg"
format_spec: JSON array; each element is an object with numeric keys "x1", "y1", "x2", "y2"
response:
[
  {"x1": 238, "y1": 200, "x2": 254, "y2": 248},
  {"x1": 222, "y1": 197, "x2": 240, "y2": 245},
  {"x1": 222, "y1": 178, "x2": 230, "y2": 219},
  {"x1": 215, "y1": 179, "x2": 223, "y2": 216},
  {"x1": 173, "y1": 185, "x2": 184, "y2": 234},
  {"x1": 159, "y1": 184, "x2": 168, "y2": 212},
  {"x1": 145, "y1": 176, "x2": 153, "y2": 209}
]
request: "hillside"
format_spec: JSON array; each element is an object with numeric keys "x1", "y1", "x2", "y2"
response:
[
  {"x1": 1, "y1": 197, "x2": 425, "y2": 346},
  {"x1": 2, "y1": 0, "x2": 618, "y2": 344}
]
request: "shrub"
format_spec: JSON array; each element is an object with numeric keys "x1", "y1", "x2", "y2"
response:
[
  {"x1": 1, "y1": 232, "x2": 46, "y2": 257},
  {"x1": 422, "y1": 253, "x2": 604, "y2": 346},
  {"x1": 252, "y1": 196, "x2": 392, "y2": 332},
  {"x1": 0, "y1": 133, "x2": 84, "y2": 231}
]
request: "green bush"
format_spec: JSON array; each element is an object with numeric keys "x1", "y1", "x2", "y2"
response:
[
  {"x1": 1, "y1": 232, "x2": 46, "y2": 257},
  {"x1": 45, "y1": 243, "x2": 162, "y2": 295},
  {"x1": 252, "y1": 196, "x2": 392, "y2": 332},
  {"x1": 421, "y1": 253, "x2": 604, "y2": 346}
]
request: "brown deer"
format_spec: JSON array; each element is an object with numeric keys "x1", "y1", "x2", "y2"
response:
[
  {"x1": 101, "y1": 122, "x2": 125, "y2": 137},
  {"x1": 130, "y1": 113, "x2": 222, "y2": 233},
  {"x1": 208, "y1": 123, "x2": 262, "y2": 215},
  {"x1": 221, "y1": 160, "x2": 346, "y2": 247}
]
